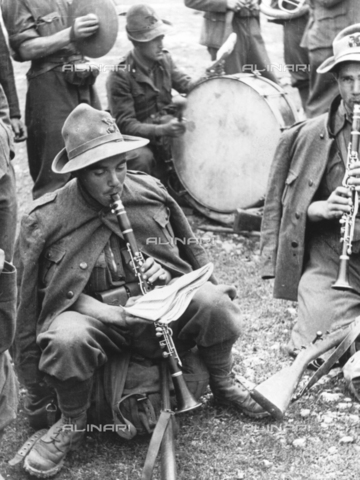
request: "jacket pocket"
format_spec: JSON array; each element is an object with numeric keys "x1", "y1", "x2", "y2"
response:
[
  {"x1": 281, "y1": 170, "x2": 298, "y2": 205},
  {"x1": 36, "y1": 12, "x2": 64, "y2": 37},
  {"x1": 153, "y1": 207, "x2": 175, "y2": 246},
  {"x1": 40, "y1": 245, "x2": 66, "y2": 286}
]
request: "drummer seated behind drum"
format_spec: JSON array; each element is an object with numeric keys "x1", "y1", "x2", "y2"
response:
[
  {"x1": 17, "y1": 104, "x2": 267, "y2": 477},
  {"x1": 261, "y1": 24, "x2": 360, "y2": 354},
  {"x1": 106, "y1": 4, "x2": 197, "y2": 184}
]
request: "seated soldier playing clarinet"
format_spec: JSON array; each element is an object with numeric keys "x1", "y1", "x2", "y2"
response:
[
  {"x1": 16, "y1": 104, "x2": 267, "y2": 478},
  {"x1": 261, "y1": 24, "x2": 360, "y2": 355}
]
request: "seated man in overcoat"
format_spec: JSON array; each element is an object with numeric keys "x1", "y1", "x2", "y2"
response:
[{"x1": 16, "y1": 104, "x2": 266, "y2": 477}]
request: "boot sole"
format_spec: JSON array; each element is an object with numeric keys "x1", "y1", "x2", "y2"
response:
[
  {"x1": 23, "y1": 436, "x2": 84, "y2": 478},
  {"x1": 213, "y1": 397, "x2": 270, "y2": 419},
  {"x1": 23, "y1": 457, "x2": 64, "y2": 478}
]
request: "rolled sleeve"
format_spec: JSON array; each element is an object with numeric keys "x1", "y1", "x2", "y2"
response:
[{"x1": 2, "y1": 0, "x2": 40, "y2": 60}]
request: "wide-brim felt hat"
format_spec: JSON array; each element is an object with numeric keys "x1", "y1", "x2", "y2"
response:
[
  {"x1": 69, "y1": 0, "x2": 119, "y2": 58},
  {"x1": 126, "y1": 4, "x2": 168, "y2": 42},
  {"x1": 52, "y1": 104, "x2": 149, "y2": 175},
  {"x1": 318, "y1": 23, "x2": 360, "y2": 74}
]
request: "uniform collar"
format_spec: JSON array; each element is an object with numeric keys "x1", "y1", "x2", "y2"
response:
[
  {"x1": 327, "y1": 96, "x2": 351, "y2": 138},
  {"x1": 126, "y1": 49, "x2": 165, "y2": 76}
]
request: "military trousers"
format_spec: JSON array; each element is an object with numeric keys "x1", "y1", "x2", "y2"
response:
[{"x1": 37, "y1": 282, "x2": 242, "y2": 412}]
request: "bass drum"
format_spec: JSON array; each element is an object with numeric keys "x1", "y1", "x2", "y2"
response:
[{"x1": 171, "y1": 74, "x2": 298, "y2": 217}]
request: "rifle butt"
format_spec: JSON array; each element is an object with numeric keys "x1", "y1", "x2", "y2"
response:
[{"x1": 251, "y1": 327, "x2": 350, "y2": 420}]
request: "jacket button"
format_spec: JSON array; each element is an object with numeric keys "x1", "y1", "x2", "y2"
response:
[
  {"x1": 320, "y1": 133, "x2": 324, "y2": 139},
  {"x1": 295, "y1": 212, "x2": 300, "y2": 219},
  {"x1": 80, "y1": 262, "x2": 88, "y2": 270},
  {"x1": 308, "y1": 180, "x2": 314, "y2": 186},
  {"x1": 66, "y1": 291, "x2": 74, "y2": 299},
  {"x1": 291, "y1": 241, "x2": 299, "y2": 248}
]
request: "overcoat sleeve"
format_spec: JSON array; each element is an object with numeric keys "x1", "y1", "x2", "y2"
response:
[
  {"x1": 260, "y1": 126, "x2": 301, "y2": 279},
  {"x1": 15, "y1": 211, "x2": 46, "y2": 385},
  {"x1": 0, "y1": 262, "x2": 16, "y2": 355}
]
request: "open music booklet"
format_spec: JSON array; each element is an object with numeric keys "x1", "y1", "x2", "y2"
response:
[{"x1": 123, "y1": 263, "x2": 214, "y2": 324}]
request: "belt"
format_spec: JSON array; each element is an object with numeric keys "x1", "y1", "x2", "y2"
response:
[{"x1": 28, "y1": 55, "x2": 86, "y2": 79}]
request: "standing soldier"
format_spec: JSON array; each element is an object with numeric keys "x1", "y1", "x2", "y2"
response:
[
  {"x1": 185, "y1": 0, "x2": 279, "y2": 83},
  {"x1": 2, "y1": 0, "x2": 101, "y2": 199}
]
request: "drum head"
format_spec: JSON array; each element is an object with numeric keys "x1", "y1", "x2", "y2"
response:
[{"x1": 172, "y1": 76, "x2": 288, "y2": 213}]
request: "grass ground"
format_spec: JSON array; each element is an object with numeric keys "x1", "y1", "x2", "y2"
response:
[{"x1": 2, "y1": 1, "x2": 360, "y2": 479}]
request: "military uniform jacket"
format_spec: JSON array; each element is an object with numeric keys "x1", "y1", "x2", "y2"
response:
[
  {"x1": 106, "y1": 50, "x2": 192, "y2": 141},
  {"x1": 16, "y1": 173, "x2": 212, "y2": 386},
  {"x1": 260, "y1": 98, "x2": 343, "y2": 301}
]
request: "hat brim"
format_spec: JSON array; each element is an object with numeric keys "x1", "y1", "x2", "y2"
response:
[
  {"x1": 52, "y1": 135, "x2": 149, "y2": 174},
  {"x1": 70, "y1": 0, "x2": 119, "y2": 58},
  {"x1": 317, "y1": 53, "x2": 360, "y2": 73},
  {"x1": 126, "y1": 23, "x2": 168, "y2": 42}
]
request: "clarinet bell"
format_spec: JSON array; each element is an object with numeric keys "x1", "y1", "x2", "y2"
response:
[
  {"x1": 167, "y1": 356, "x2": 202, "y2": 413},
  {"x1": 332, "y1": 255, "x2": 355, "y2": 291}
]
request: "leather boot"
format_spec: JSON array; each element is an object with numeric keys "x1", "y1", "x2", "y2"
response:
[
  {"x1": 24, "y1": 412, "x2": 86, "y2": 478},
  {"x1": 210, "y1": 373, "x2": 269, "y2": 418},
  {"x1": 199, "y1": 343, "x2": 269, "y2": 418}
]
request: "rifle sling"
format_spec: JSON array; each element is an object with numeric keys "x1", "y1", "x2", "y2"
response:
[{"x1": 141, "y1": 410, "x2": 173, "y2": 480}]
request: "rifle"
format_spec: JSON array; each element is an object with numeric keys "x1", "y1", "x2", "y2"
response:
[{"x1": 250, "y1": 318, "x2": 360, "y2": 420}]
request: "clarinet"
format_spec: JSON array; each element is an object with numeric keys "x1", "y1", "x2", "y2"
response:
[
  {"x1": 333, "y1": 103, "x2": 360, "y2": 291},
  {"x1": 110, "y1": 193, "x2": 201, "y2": 414}
]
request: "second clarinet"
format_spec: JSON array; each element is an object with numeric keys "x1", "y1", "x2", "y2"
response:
[{"x1": 333, "y1": 103, "x2": 360, "y2": 290}]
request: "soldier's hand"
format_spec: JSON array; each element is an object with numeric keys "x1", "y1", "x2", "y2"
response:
[
  {"x1": 324, "y1": 186, "x2": 352, "y2": 219},
  {"x1": 347, "y1": 160, "x2": 360, "y2": 190},
  {"x1": 140, "y1": 257, "x2": 172, "y2": 285},
  {"x1": 72, "y1": 14, "x2": 99, "y2": 40},
  {"x1": 161, "y1": 118, "x2": 186, "y2": 137},
  {"x1": 10, "y1": 118, "x2": 27, "y2": 142}
]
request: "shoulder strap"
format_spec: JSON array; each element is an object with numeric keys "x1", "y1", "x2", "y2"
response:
[{"x1": 104, "y1": 352, "x2": 137, "y2": 439}]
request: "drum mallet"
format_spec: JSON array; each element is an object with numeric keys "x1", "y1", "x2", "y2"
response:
[{"x1": 172, "y1": 95, "x2": 187, "y2": 122}]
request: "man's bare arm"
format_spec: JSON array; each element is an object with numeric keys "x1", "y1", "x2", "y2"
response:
[{"x1": 18, "y1": 14, "x2": 99, "y2": 61}]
